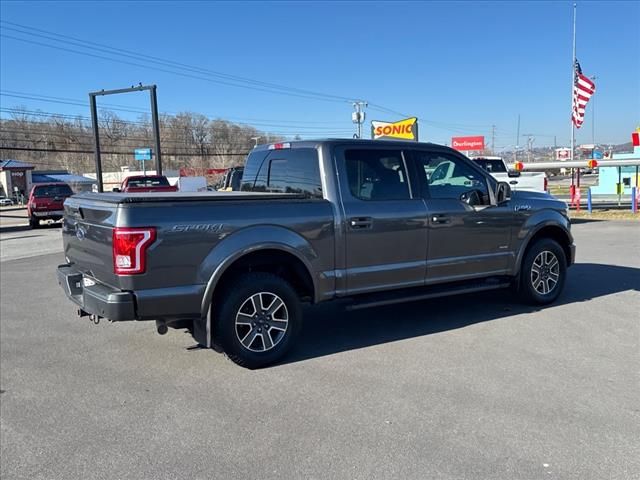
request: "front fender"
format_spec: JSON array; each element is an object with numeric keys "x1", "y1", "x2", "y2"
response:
[
  {"x1": 513, "y1": 209, "x2": 573, "y2": 274},
  {"x1": 197, "y1": 225, "x2": 319, "y2": 318}
]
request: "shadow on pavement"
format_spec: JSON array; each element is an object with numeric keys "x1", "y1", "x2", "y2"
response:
[
  {"x1": 570, "y1": 218, "x2": 605, "y2": 224},
  {"x1": 281, "y1": 263, "x2": 640, "y2": 365},
  {"x1": 0, "y1": 223, "x2": 62, "y2": 234}
]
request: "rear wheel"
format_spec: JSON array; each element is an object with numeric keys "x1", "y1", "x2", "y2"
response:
[
  {"x1": 213, "y1": 272, "x2": 302, "y2": 369},
  {"x1": 518, "y1": 238, "x2": 567, "y2": 305}
]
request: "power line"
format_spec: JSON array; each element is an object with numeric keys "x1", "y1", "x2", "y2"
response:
[
  {"x1": 0, "y1": 105, "x2": 356, "y2": 134},
  {"x1": 0, "y1": 30, "x2": 354, "y2": 105},
  {"x1": 0, "y1": 145, "x2": 250, "y2": 156},
  {"x1": 0, "y1": 90, "x2": 349, "y2": 126},
  {"x1": 1, "y1": 21, "x2": 357, "y2": 103},
  {"x1": 0, "y1": 21, "x2": 494, "y2": 134}
]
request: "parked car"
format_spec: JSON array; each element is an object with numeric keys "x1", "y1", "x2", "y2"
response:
[
  {"x1": 57, "y1": 140, "x2": 574, "y2": 368},
  {"x1": 471, "y1": 156, "x2": 548, "y2": 192},
  {"x1": 113, "y1": 175, "x2": 178, "y2": 193},
  {"x1": 0, "y1": 196, "x2": 14, "y2": 206},
  {"x1": 27, "y1": 182, "x2": 73, "y2": 228}
]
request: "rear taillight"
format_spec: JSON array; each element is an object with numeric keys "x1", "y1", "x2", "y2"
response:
[
  {"x1": 112, "y1": 227, "x2": 156, "y2": 275},
  {"x1": 544, "y1": 177, "x2": 548, "y2": 191}
]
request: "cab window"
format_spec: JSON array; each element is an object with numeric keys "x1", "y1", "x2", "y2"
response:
[
  {"x1": 344, "y1": 149, "x2": 411, "y2": 201},
  {"x1": 413, "y1": 151, "x2": 490, "y2": 205}
]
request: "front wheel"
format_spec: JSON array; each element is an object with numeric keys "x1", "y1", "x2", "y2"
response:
[
  {"x1": 213, "y1": 272, "x2": 302, "y2": 369},
  {"x1": 29, "y1": 217, "x2": 39, "y2": 229},
  {"x1": 518, "y1": 238, "x2": 567, "y2": 305}
]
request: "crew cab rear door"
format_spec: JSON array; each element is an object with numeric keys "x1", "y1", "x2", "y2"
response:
[{"x1": 335, "y1": 146, "x2": 428, "y2": 294}]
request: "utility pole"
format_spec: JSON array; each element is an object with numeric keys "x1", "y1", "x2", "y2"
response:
[
  {"x1": 491, "y1": 124, "x2": 496, "y2": 153},
  {"x1": 352, "y1": 101, "x2": 367, "y2": 139},
  {"x1": 522, "y1": 133, "x2": 535, "y2": 162}
]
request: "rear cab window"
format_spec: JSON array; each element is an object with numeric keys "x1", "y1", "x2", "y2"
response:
[
  {"x1": 473, "y1": 159, "x2": 507, "y2": 173},
  {"x1": 33, "y1": 184, "x2": 73, "y2": 197},
  {"x1": 241, "y1": 148, "x2": 322, "y2": 198},
  {"x1": 128, "y1": 177, "x2": 169, "y2": 187}
]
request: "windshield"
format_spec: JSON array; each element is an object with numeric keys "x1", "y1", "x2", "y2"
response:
[
  {"x1": 473, "y1": 159, "x2": 507, "y2": 173},
  {"x1": 33, "y1": 184, "x2": 73, "y2": 198},
  {"x1": 127, "y1": 176, "x2": 169, "y2": 187}
]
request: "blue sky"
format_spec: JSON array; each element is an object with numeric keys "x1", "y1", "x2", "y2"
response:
[{"x1": 1, "y1": 0, "x2": 638, "y2": 148}]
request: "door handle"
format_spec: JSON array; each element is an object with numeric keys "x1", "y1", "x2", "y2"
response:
[
  {"x1": 431, "y1": 214, "x2": 450, "y2": 224},
  {"x1": 349, "y1": 217, "x2": 373, "y2": 229}
]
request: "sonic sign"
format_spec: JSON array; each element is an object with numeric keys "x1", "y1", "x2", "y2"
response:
[{"x1": 371, "y1": 117, "x2": 419, "y2": 141}]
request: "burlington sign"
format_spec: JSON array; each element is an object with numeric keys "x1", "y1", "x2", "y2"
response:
[
  {"x1": 451, "y1": 136, "x2": 485, "y2": 151},
  {"x1": 372, "y1": 117, "x2": 419, "y2": 141}
]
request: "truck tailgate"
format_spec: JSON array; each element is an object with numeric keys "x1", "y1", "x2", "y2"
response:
[{"x1": 62, "y1": 196, "x2": 119, "y2": 287}]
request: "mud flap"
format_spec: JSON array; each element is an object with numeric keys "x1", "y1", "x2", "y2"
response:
[{"x1": 192, "y1": 316, "x2": 209, "y2": 348}]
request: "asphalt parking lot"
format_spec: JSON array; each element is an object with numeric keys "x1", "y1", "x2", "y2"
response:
[{"x1": 1, "y1": 220, "x2": 639, "y2": 480}]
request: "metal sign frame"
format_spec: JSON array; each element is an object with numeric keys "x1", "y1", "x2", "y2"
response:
[{"x1": 89, "y1": 84, "x2": 163, "y2": 192}]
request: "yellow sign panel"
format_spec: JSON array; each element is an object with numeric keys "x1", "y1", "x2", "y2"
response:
[{"x1": 371, "y1": 117, "x2": 418, "y2": 141}]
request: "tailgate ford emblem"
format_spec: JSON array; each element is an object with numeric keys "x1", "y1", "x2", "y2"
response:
[{"x1": 76, "y1": 227, "x2": 86, "y2": 240}]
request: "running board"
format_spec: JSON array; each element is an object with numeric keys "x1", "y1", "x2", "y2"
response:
[{"x1": 345, "y1": 279, "x2": 511, "y2": 311}]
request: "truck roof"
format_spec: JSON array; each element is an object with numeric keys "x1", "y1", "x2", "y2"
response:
[{"x1": 252, "y1": 138, "x2": 441, "y2": 152}]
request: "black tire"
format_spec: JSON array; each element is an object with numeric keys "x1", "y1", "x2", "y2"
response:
[
  {"x1": 213, "y1": 272, "x2": 302, "y2": 369},
  {"x1": 518, "y1": 238, "x2": 567, "y2": 305},
  {"x1": 29, "y1": 217, "x2": 39, "y2": 229}
]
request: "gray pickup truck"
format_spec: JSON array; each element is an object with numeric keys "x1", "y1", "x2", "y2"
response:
[{"x1": 57, "y1": 139, "x2": 575, "y2": 368}]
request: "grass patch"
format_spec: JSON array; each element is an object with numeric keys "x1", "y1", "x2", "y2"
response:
[{"x1": 569, "y1": 210, "x2": 639, "y2": 221}]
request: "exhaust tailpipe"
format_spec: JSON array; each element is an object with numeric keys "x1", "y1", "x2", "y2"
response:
[{"x1": 156, "y1": 320, "x2": 168, "y2": 335}]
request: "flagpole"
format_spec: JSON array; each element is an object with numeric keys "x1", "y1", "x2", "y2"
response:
[{"x1": 570, "y1": 3, "x2": 577, "y2": 162}]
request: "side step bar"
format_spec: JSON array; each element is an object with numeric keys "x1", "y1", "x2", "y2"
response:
[{"x1": 346, "y1": 279, "x2": 512, "y2": 311}]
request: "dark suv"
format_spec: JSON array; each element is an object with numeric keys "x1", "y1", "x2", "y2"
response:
[{"x1": 28, "y1": 182, "x2": 73, "y2": 228}]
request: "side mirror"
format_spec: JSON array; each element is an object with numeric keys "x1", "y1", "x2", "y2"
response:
[
  {"x1": 112, "y1": 187, "x2": 121, "y2": 193},
  {"x1": 507, "y1": 170, "x2": 521, "y2": 178},
  {"x1": 496, "y1": 182, "x2": 512, "y2": 204}
]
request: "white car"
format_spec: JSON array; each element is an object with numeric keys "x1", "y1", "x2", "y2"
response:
[{"x1": 0, "y1": 196, "x2": 14, "y2": 206}]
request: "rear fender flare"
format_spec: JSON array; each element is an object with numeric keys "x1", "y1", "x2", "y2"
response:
[{"x1": 198, "y1": 225, "x2": 318, "y2": 320}]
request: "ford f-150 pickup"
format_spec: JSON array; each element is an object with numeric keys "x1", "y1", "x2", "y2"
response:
[{"x1": 57, "y1": 140, "x2": 575, "y2": 368}]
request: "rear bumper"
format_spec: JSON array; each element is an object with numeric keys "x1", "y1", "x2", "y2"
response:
[
  {"x1": 57, "y1": 264, "x2": 136, "y2": 321},
  {"x1": 56, "y1": 264, "x2": 206, "y2": 322}
]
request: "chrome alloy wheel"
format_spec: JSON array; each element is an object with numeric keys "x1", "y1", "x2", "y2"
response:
[
  {"x1": 530, "y1": 250, "x2": 560, "y2": 295},
  {"x1": 235, "y1": 292, "x2": 289, "y2": 352}
]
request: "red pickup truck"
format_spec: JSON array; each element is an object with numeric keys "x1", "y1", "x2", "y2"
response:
[
  {"x1": 113, "y1": 175, "x2": 178, "y2": 193},
  {"x1": 28, "y1": 182, "x2": 74, "y2": 228}
]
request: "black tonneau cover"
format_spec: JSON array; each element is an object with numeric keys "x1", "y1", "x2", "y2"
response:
[{"x1": 72, "y1": 191, "x2": 309, "y2": 204}]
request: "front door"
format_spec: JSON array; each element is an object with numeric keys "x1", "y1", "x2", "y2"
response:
[
  {"x1": 338, "y1": 146, "x2": 428, "y2": 294},
  {"x1": 410, "y1": 149, "x2": 514, "y2": 284}
]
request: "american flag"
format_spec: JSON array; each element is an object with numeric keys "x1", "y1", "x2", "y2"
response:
[{"x1": 572, "y1": 60, "x2": 596, "y2": 129}]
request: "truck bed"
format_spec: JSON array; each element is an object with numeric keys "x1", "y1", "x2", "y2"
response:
[{"x1": 76, "y1": 191, "x2": 309, "y2": 204}]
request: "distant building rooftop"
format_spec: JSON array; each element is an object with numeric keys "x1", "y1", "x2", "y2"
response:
[
  {"x1": 0, "y1": 159, "x2": 35, "y2": 171},
  {"x1": 32, "y1": 173, "x2": 96, "y2": 185}
]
